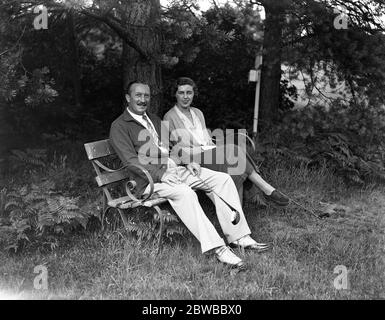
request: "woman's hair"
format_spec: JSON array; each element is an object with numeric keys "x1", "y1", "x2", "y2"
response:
[{"x1": 172, "y1": 77, "x2": 198, "y2": 97}]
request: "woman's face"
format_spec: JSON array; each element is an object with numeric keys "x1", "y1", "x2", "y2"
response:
[{"x1": 176, "y1": 84, "x2": 194, "y2": 109}]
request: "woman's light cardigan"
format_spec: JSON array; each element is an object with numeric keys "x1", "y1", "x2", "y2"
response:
[{"x1": 163, "y1": 106, "x2": 215, "y2": 163}]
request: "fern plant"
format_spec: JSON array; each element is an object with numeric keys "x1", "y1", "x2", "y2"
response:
[
  {"x1": 0, "y1": 180, "x2": 90, "y2": 252},
  {"x1": 9, "y1": 148, "x2": 47, "y2": 173},
  {"x1": 0, "y1": 187, "x2": 29, "y2": 251},
  {"x1": 121, "y1": 207, "x2": 188, "y2": 243}
]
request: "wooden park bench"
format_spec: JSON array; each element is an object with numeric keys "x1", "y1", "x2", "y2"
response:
[
  {"x1": 84, "y1": 138, "x2": 171, "y2": 252},
  {"x1": 84, "y1": 134, "x2": 258, "y2": 252}
]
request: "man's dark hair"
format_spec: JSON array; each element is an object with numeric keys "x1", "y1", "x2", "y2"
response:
[
  {"x1": 123, "y1": 80, "x2": 150, "y2": 110},
  {"x1": 125, "y1": 80, "x2": 149, "y2": 95},
  {"x1": 172, "y1": 77, "x2": 198, "y2": 97}
]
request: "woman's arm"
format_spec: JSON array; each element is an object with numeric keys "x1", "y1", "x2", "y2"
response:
[{"x1": 195, "y1": 108, "x2": 215, "y2": 146}]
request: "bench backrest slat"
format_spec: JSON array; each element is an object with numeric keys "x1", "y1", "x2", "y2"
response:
[{"x1": 84, "y1": 139, "x2": 116, "y2": 160}]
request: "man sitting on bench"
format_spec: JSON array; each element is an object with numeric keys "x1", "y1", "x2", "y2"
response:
[{"x1": 109, "y1": 80, "x2": 269, "y2": 270}]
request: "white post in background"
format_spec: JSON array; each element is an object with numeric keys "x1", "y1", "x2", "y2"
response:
[{"x1": 249, "y1": 54, "x2": 263, "y2": 141}]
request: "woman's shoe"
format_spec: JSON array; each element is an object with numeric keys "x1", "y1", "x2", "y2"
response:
[{"x1": 264, "y1": 190, "x2": 289, "y2": 207}]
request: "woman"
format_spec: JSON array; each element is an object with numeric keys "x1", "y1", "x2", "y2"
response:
[{"x1": 163, "y1": 77, "x2": 289, "y2": 207}]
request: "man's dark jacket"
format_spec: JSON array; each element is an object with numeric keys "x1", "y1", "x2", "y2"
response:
[{"x1": 109, "y1": 108, "x2": 181, "y2": 196}]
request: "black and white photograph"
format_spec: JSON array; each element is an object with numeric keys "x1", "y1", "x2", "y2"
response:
[{"x1": 0, "y1": 0, "x2": 384, "y2": 304}]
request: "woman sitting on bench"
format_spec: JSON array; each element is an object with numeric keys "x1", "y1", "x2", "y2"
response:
[{"x1": 163, "y1": 77, "x2": 289, "y2": 207}]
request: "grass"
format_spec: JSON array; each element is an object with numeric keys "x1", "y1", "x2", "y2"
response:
[{"x1": 0, "y1": 161, "x2": 384, "y2": 300}]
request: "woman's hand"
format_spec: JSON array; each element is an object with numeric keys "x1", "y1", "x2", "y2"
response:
[{"x1": 187, "y1": 162, "x2": 201, "y2": 176}]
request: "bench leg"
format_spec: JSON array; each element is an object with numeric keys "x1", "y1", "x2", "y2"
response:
[
  {"x1": 153, "y1": 205, "x2": 165, "y2": 254},
  {"x1": 101, "y1": 191, "x2": 111, "y2": 231},
  {"x1": 115, "y1": 205, "x2": 166, "y2": 254},
  {"x1": 117, "y1": 207, "x2": 129, "y2": 230},
  {"x1": 101, "y1": 206, "x2": 113, "y2": 232}
]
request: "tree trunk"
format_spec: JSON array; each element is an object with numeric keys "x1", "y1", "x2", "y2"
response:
[
  {"x1": 259, "y1": 2, "x2": 284, "y2": 131},
  {"x1": 121, "y1": 0, "x2": 163, "y2": 115}
]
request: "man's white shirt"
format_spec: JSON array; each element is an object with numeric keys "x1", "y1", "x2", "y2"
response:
[{"x1": 126, "y1": 108, "x2": 177, "y2": 170}]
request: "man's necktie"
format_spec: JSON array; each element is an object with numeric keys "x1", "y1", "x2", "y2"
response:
[{"x1": 142, "y1": 114, "x2": 168, "y2": 154}]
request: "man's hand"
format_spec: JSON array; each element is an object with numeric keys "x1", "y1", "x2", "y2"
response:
[
  {"x1": 161, "y1": 172, "x2": 181, "y2": 186},
  {"x1": 187, "y1": 162, "x2": 201, "y2": 176}
]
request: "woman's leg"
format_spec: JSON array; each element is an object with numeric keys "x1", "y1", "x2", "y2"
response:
[
  {"x1": 199, "y1": 147, "x2": 247, "y2": 203},
  {"x1": 247, "y1": 169, "x2": 275, "y2": 195},
  {"x1": 245, "y1": 158, "x2": 289, "y2": 206},
  {"x1": 230, "y1": 145, "x2": 275, "y2": 195},
  {"x1": 226, "y1": 144, "x2": 290, "y2": 206},
  {"x1": 187, "y1": 144, "x2": 288, "y2": 206},
  {"x1": 198, "y1": 145, "x2": 274, "y2": 202}
]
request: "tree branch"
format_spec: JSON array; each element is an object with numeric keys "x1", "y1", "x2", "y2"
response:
[
  {"x1": 80, "y1": 9, "x2": 150, "y2": 61},
  {"x1": 0, "y1": 26, "x2": 26, "y2": 56}
]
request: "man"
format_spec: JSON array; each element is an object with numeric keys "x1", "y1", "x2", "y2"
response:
[{"x1": 109, "y1": 81, "x2": 269, "y2": 269}]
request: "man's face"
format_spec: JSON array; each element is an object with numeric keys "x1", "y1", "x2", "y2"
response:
[
  {"x1": 126, "y1": 83, "x2": 150, "y2": 115},
  {"x1": 176, "y1": 84, "x2": 194, "y2": 109}
]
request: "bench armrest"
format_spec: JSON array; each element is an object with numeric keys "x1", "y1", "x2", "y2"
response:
[{"x1": 120, "y1": 162, "x2": 156, "y2": 203}]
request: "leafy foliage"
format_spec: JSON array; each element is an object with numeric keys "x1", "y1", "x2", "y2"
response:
[
  {"x1": 163, "y1": 4, "x2": 262, "y2": 128},
  {"x1": 0, "y1": 143, "x2": 189, "y2": 252},
  {"x1": 260, "y1": 100, "x2": 385, "y2": 185},
  {"x1": 9, "y1": 148, "x2": 48, "y2": 172},
  {"x1": 0, "y1": 181, "x2": 89, "y2": 252},
  {"x1": 121, "y1": 207, "x2": 188, "y2": 243},
  {"x1": 0, "y1": 145, "x2": 102, "y2": 252}
]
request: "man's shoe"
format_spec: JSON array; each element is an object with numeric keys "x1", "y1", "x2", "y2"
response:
[
  {"x1": 230, "y1": 235, "x2": 270, "y2": 252},
  {"x1": 215, "y1": 246, "x2": 246, "y2": 269},
  {"x1": 264, "y1": 190, "x2": 289, "y2": 207}
]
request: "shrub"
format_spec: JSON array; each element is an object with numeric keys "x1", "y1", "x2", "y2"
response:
[
  {"x1": 0, "y1": 181, "x2": 89, "y2": 252},
  {"x1": 0, "y1": 146, "x2": 99, "y2": 252},
  {"x1": 259, "y1": 100, "x2": 385, "y2": 185}
]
